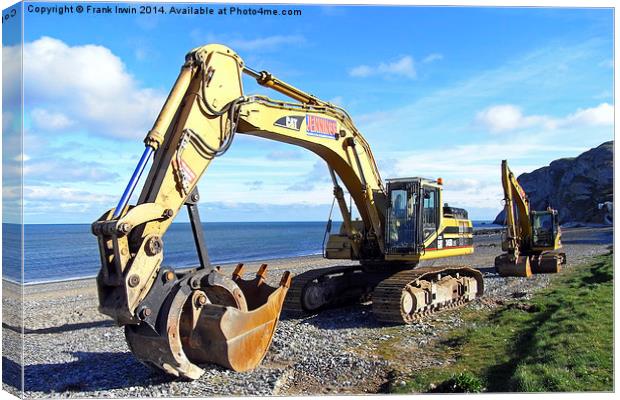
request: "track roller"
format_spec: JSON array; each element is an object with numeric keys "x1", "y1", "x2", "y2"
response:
[
  {"x1": 282, "y1": 265, "x2": 389, "y2": 316},
  {"x1": 372, "y1": 266, "x2": 484, "y2": 324}
]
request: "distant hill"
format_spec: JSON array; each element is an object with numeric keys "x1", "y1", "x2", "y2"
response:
[{"x1": 493, "y1": 141, "x2": 613, "y2": 225}]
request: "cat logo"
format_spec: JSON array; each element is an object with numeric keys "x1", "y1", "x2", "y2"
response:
[{"x1": 274, "y1": 116, "x2": 304, "y2": 131}]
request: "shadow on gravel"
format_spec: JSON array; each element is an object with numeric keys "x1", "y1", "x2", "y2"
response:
[
  {"x1": 2, "y1": 320, "x2": 114, "y2": 335},
  {"x1": 561, "y1": 238, "x2": 611, "y2": 245},
  {"x1": 288, "y1": 303, "x2": 387, "y2": 330},
  {"x1": 477, "y1": 266, "x2": 497, "y2": 275},
  {"x1": 4, "y1": 351, "x2": 174, "y2": 393}
]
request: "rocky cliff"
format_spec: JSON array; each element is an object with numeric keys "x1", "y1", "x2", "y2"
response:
[{"x1": 493, "y1": 141, "x2": 613, "y2": 225}]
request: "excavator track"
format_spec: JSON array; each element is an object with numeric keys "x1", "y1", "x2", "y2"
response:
[
  {"x1": 372, "y1": 266, "x2": 484, "y2": 324},
  {"x1": 283, "y1": 265, "x2": 389, "y2": 316},
  {"x1": 283, "y1": 264, "x2": 484, "y2": 324}
]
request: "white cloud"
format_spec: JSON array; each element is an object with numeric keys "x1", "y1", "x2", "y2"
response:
[
  {"x1": 475, "y1": 105, "x2": 524, "y2": 133},
  {"x1": 266, "y1": 150, "x2": 304, "y2": 160},
  {"x1": 24, "y1": 185, "x2": 116, "y2": 203},
  {"x1": 422, "y1": 53, "x2": 443, "y2": 63},
  {"x1": 329, "y1": 96, "x2": 344, "y2": 106},
  {"x1": 199, "y1": 179, "x2": 334, "y2": 207},
  {"x1": 23, "y1": 156, "x2": 120, "y2": 183},
  {"x1": 344, "y1": 39, "x2": 612, "y2": 217},
  {"x1": 2, "y1": 45, "x2": 21, "y2": 104},
  {"x1": 21, "y1": 36, "x2": 165, "y2": 139},
  {"x1": 13, "y1": 154, "x2": 30, "y2": 162},
  {"x1": 31, "y1": 108, "x2": 74, "y2": 130},
  {"x1": 350, "y1": 56, "x2": 416, "y2": 79},
  {"x1": 563, "y1": 103, "x2": 614, "y2": 127},
  {"x1": 349, "y1": 65, "x2": 372, "y2": 78},
  {"x1": 229, "y1": 35, "x2": 306, "y2": 51},
  {"x1": 476, "y1": 103, "x2": 613, "y2": 134},
  {"x1": 191, "y1": 31, "x2": 306, "y2": 52},
  {"x1": 23, "y1": 185, "x2": 119, "y2": 221},
  {"x1": 287, "y1": 160, "x2": 331, "y2": 191},
  {"x1": 355, "y1": 39, "x2": 609, "y2": 139},
  {"x1": 475, "y1": 104, "x2": 550, "y2": 133},
  {"x1": 134, "y1": 47, "x2": 149, "y2": 61},
  {"x1": 443, "y1": 178, "x2": 481, "y2": 191},
  {"x1": 389, "y1": 140, "x2": 590, "y2": 213}
]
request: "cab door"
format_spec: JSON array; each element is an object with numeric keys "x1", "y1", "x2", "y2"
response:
[
  {"x1": 422, "y1": 186, "x2": 439, "y2": 240},
  {"x1": 385, "y1": 180, "x2": 420, "y2": 254}
]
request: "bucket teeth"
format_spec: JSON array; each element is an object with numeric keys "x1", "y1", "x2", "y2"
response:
[
  {"x1": 232, "y1": 263, "x2": 245, "y2": 280},
  {"x1": 279, "y1": 271, "x2": 292, "y2": 288},
  {"x1": 125, "y1": 264, "x2": 291, "y2": 379},
  {"x1": 256, "y1": 263, "x2": 268, "y2": 280}
]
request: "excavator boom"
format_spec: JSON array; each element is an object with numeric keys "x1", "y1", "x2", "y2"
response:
[{"x1": 93, "y1": 44, "x2": 482, "y2": 379}]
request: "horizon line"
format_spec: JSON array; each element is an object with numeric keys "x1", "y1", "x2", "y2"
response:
[{"x1": 5, "y1": 219, "x2": 499, "y2": 226}]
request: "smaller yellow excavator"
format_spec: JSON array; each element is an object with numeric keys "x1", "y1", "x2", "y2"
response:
[{"x1": 495, "y1": 160, "x2": 566, "y2": 277}]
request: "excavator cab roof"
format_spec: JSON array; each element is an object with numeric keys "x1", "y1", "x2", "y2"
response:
[{"x1": 385, "y1": 177, "x2": 441, "y2": 186}]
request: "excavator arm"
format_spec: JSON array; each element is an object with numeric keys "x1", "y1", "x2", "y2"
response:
[
  {"x1": 499, "y1": 159, "x2": 531, "y2": 255},
  {"x1": 92, "y1": 44, "x2": 388, "y2": 378}
]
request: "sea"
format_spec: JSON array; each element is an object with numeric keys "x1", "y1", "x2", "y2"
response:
[{"x1": 2, "y1": 221, "x2": 501, "y2": 285}]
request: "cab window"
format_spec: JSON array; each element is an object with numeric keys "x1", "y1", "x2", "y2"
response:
[
  {"x1": 422, "y1": 188, "x2": 438, "y2": 238},
  {"x1": 388, "y1": 189, "x2": 414, "y2": 247}
]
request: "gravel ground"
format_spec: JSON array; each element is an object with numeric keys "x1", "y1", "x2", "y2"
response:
[{"x1": 2, "y1": 226, "x2": 612, "y2": 398}]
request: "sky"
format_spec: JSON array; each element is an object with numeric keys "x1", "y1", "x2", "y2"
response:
[{"x1": 2, "y1": 2, "x2": 614, "y2": 224}]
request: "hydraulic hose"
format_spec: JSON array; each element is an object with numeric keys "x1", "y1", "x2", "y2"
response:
[{"x1": 112, "y1": 146, "x2": 154, "y2": 218}]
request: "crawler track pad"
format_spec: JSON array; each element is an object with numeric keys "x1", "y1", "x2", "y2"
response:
[{"x1": 372, "y1": 266, "x2": 484, "y2": 324}]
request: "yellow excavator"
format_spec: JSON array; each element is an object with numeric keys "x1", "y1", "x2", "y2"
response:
[
  {"x1": 494, "y1": 160, "x2": 566, "y2": 277},
  {"x1": 92, "y1": 44, "x2": 483, "y2": 380}
]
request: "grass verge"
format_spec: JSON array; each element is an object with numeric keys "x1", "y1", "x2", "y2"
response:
[{"x1": 392, "y1": 252, "x2": 613, "y2": 393}]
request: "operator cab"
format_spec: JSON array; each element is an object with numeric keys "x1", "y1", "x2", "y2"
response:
[
  {"x1": 384, "y1": 178, "x2": 440, "y2": 255},
  {"x1": 530, "y1": 210, "x2": 560, "y2": 248}
]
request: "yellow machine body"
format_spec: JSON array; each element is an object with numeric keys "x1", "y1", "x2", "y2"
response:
[
  {"x1": 495, "y1": 160, "x2": 566, "y2": 277},
  {"x1": 92, "y1": 44, "x2": 480, "y2": 380}
]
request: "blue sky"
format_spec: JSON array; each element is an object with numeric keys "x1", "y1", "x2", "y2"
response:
[{"x1": 4, "y1": 3, "x2": 614, "y2": 223}]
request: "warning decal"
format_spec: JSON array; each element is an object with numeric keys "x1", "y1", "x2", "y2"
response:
[{"x1": 173, "y1": 158, "x2": 197, "y2": 186}]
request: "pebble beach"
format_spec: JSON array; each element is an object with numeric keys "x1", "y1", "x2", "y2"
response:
[{"x1": 2, "y1": 226, "x2": 613, "y2": 398}]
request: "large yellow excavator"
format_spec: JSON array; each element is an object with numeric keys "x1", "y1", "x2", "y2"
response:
[
  {"x1": 92, "y1": 44, "x2": 483, "y2": 380},
  {"x1": 494, "y1": 160, "x2": 566, "y2": 277}
]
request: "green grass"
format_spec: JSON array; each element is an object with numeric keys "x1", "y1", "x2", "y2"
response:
[{"x1": 392, "y1": 252, "x2": 614, "y2": 393}]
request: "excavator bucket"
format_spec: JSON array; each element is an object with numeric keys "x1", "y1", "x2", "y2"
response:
[
  {"x1": 494, "y1": 253, "x2": 532, "y2": 278},
  {"x1": 182, "y1": 264, "x2": 292, "y2": 371},
  {"x1": 530, "y1": 253, "x2": 564, "y2": 274},
  {"x1": 125, "y1": 264, "x2": 291, "y2": 379}
]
